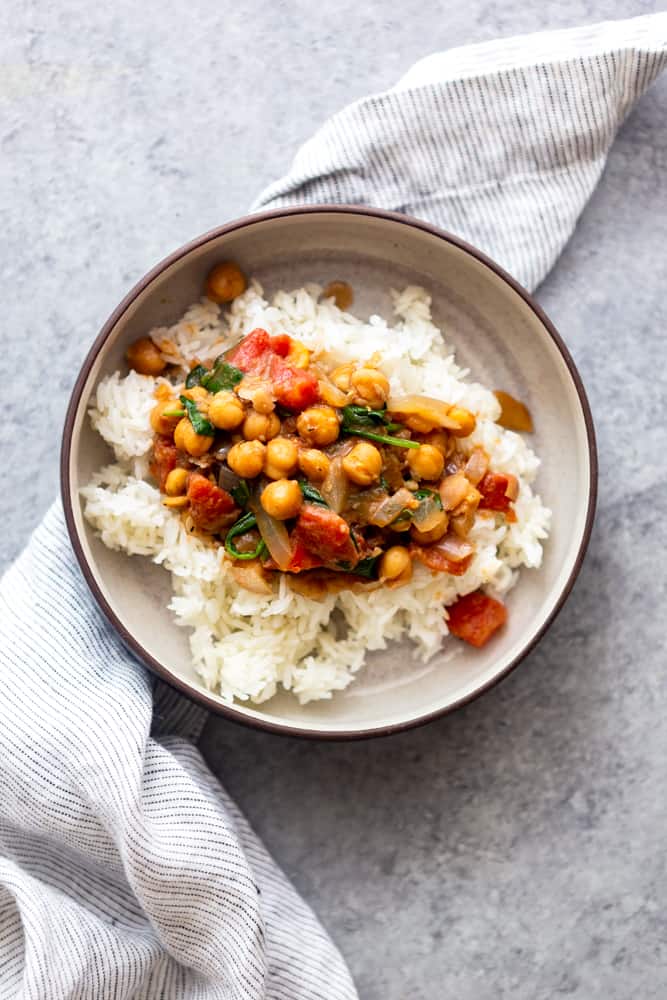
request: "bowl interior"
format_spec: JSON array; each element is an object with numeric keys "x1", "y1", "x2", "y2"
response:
[{"x1": 64, "y1": 209, "x2": 594, "y2": 736}]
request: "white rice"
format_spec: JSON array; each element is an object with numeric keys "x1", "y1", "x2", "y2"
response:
[{"x1": 82, "y1": 283, "x2": 551, "y2": 705}]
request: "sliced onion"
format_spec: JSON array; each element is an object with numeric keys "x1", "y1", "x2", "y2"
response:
[
  {"x1": 439, "y1": 472, "x2": 471, "y2": 511},
  {"x1": 250, "y1": 499, "x2": 294, "y2": 571},
  {"x1": 218, "y1": 465, "x2": 242, "y2": 493},
  {"x1": 412, "y1": 495, "x2": 444, "y2": 532},
  {"x1": 369, "y1": 488, "x2": 418, "y2": 528},
  {"x1": 450, "y1": 507, "x2": 476, "y2": 539},
  {"x1": 387, "y1": 394, "x2": 461, "y2": 431},
  {"x1": 344, "y1": 486, "x2": 387, "y2": 524},
  {"x1": 464, "y1": 447, "x2": 489, "y2": 486},
  {"x1": 436, "y1": 534, "x2": 475, "y2": 563},
  {"x1": 231, "y1": 561, "x2": 273, "y2": 595},
  {"x1": 320, "y1": 456, "x2": 349, "y2": 513},
  {"x1": 382, "y1": 451, "x2": 405, "y2": 492},
  {"x1": 318, "y1": 378, "x2": 348, "y2": 408}
]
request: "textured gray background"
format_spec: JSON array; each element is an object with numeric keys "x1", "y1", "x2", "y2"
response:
[{"x1": 3, "y1": 2, "x2": 667, "y2": 997}]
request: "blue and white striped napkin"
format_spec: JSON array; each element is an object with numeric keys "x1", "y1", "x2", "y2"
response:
[{"x1": 1, "y1": 14, "x2": 665, "y2": 999}]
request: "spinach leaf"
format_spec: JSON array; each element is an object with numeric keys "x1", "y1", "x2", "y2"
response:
[
  {"x1": 341, "y1": 404, "x2": 388, "y2": 426},
  {"x1": 343, "y1": 555, "x2": 381, "y2": 578},
  {"x1": 179, "y1": 395, "x2": 215, "y2": 437},
  {"x1": 230, "y1": 479, "x2": 250, "y2": 507},
  {"x1": 201, "y1": 358, "x2": 244, "y2": 393},
  {"x1": 185, "y1": 364, "x2": 208, "y2": 389},
  {"x1": 298, "y1": 481, "x2": 328, "y2": 506},
  {"x1": 224, "y1": 512, "x2": 267, "y2": 560},
  {"x1": 340, "y1": 405, "x2": 420, "y2": 449}
]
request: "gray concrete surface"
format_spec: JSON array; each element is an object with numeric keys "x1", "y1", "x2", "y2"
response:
[{"x1": 3, "y1": 2, "x2": 667, "y2": 997}]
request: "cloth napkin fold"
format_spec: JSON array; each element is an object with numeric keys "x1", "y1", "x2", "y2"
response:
[{"x1": 1, "y1": 14, "x2": 665, "y2": 1000}]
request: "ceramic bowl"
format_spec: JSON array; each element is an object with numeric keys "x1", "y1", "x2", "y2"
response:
[{"x1": 61, "y1": 205, "x2": 597, "y2": 739}]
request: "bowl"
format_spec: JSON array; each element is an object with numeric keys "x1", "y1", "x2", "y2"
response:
[{"x1": 61, "y1": 205, "x2": 597, "y2": 739}]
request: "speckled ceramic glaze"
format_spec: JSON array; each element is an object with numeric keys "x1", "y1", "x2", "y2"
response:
[{"x1": 61, "y1": 206, "x2": 596, "y2": 738}]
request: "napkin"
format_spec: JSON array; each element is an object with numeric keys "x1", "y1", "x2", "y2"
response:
[{"x1": 1, "y1": 14, "x2": 665, "y2": 1000}]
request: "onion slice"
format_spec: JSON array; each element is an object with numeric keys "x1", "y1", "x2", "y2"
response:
[
  {"x1": 320, "y1": 456, "x2": 349, "y2": 513},
  {"x1": 439, "y1": 472, "x2": 471, "y2": 511},
  {"x1": 369, "y1": 488, "x2": 418, "y2": 528},
  {"x1": 250, "y1": 497, "x2": 294, "y2": 571},
  {"x1": 436, "y1": 534, "x2": 474, "y2": 563},
  {"x1": 412, "y1": 495, "x2": 444, "y2": 532},
  {"x1": 463, "y1": 447, "x2": 489, "y2": 486},
  {"x1": 387, "y1": 394, "x2": 461, "y2": 431}
]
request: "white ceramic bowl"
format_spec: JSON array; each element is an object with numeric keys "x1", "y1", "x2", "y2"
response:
[{"x1": 61, "y1": 206, "x2": 597, "y2": 739}]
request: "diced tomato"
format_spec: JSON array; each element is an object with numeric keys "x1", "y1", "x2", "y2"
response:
[
  {"x1": 227, "y1": 328, "x2": 318, "y2": 411},
  {"x1": 227, "y1": 328, "x2": 271, "y2": 373},
  {"x1": 268, "y1": 354, "x2": 319, "y2": 411},
  {"x1": 478, "y1": 472, "x2": 515, "y2": 513},
  {"x1": 187, "y1": 473, "x2": 237, "y2": 533},
  {"x1": 288, "y1": 539, "x2": 326, "y2": 573},
  {"x1": 293, "y1": 503, "x2": 358, "y2": 565},
  {"x1": 409, "y1": 543, "x2": 474, "y2": 577},
  {"x1": 446, "y1": 590, "x2": 507, "y2": 647},
  {"x1": 269, "y1": 333, "x2": 292, "y2": 357},
  {"x1": 150, "y1": 435, "x2": 179, "y2": 491}
]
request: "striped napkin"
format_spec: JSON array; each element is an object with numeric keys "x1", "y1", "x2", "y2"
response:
[{"x1": 1, "y1": 14, "x2": 665, "y2": 999}]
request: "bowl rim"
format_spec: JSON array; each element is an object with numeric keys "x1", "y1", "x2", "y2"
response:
[{"x1": 61, "y1": 203, "x2": 598, "y2": 741}]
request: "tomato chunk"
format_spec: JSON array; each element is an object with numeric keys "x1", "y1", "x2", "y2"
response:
[
  {"x1": 268, "y1": 355, "x2": 319, "y2": 411},
  {"x1": 409, "y1": 543, "x2": 474, "y2": 577},
  {"x1": 478, "y1": 472, "x2": 516, "y2": 513},
  {"x1": 293, "y1": 504, "x2": 358, "y2": 565},
  {"x1": 227, "y1": 328, "x2": 318, "y2": 411},
  {"x1": 286, "y1": 539, "x2": 326, "y2": 573},
  {"x1": 447, "y1": 590, "x2": 507, "y2": 647},
  {"x1": 150, "y1": 436, "x2": 179, "y2": 491},
  {"x1": 269, "y1": 333, "x2": 292, "y2": 357},
  {"x1": 187, "y1": 473, "x2": 237, "y2": 533},
  {"x1": 227, "y1": 328, "x2": 271, "y2": 373}
]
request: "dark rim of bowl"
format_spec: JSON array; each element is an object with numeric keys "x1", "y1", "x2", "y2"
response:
[{"x1": 61, "y1": 204, "x2": 598, "y2": 741}]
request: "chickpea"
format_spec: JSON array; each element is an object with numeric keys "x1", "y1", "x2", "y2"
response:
[
  {"x1": 421, "y1": 429, "x2": 451, "y2": 457},
  {"x1": 184, "y1": 386, "x2": 209, "y2": 404},
  {"x1": 150, "y1": 399, "x2": 181, "y2": 436},
  {"x1": 173, "y1": 418, "x2": 213, "y2": 457},
  {"x1": 342, "y1": 441, "x2": 383, "y2": 487},
  {"x1": 350, "y1": 367, "x2": 390, "y2": 408},
  {"x1": 265, "y1": 437, "x2": 299, "y2": 479},
  {"x1": 162, "y1": 495, "x2": 190, "y2": 509},
  {"x1": 164, "y1": 468, "x2": 189, "y2": 496},
  {"x1": 448, "y1": 406, "x2": 477, "y2": 438},
  {"x1": 205, "y1": 261, "x2": 247, "y2": 303},
  {"x1": 243, "y1": 409, "x2": 281, "y2": 442},
  {"x1": 208, "y1": 391, "x2": 245, "y2": 430},
  {"x1": 379, "y1": 546, "x2": 412, "y2": 582},
  {"x1": 126, "y1": 337, "x2": 166, "y2": 376},
  {"x1": 407, "y1": 444, "x2": 445, "y2": 481},
  {"x1": 227, "y1": 440, "x2": 266, "y2": 478},
  {"x1": 261, "y1": 479, "x2": 303, "y2": 520},
  {"x1": 249, "y1": 385, "x2": 275, "y2": 415},
  {"x1": 410, "y1": 511, "x2": 449, "y2": 544},
  {"x1": 298, "y1": 448, "x2": 330, "y2": 483},
  {"x1": 296, "y1": 406, "x2": 340, "y2": 446}
]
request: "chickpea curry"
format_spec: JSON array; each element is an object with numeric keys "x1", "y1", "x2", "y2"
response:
[{"x1": 127, "y1": 262, "x2": 532, "y2": 650}]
